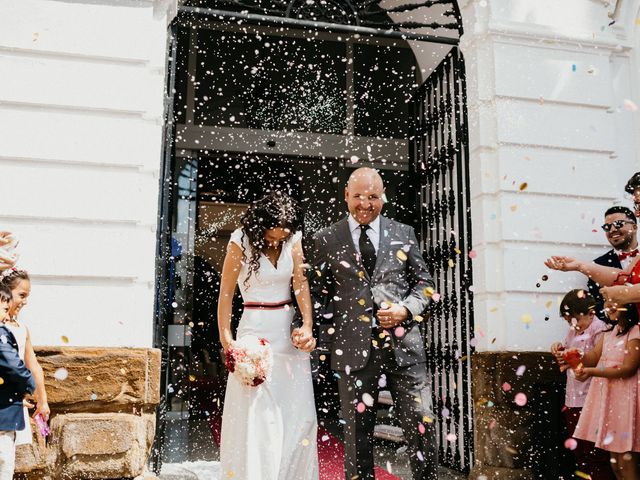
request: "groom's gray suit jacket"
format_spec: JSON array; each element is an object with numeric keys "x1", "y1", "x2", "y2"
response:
[{"x1": 310, "y1": 215, "x2": 434, "y2": 372}]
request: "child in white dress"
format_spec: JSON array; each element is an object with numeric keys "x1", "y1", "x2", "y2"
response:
[{"x1": 0, "y1": 270, "x2": 49, "y2": 445}]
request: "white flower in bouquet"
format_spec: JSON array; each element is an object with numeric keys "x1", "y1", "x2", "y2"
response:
[{"x1": 225, "y1": 335, "x2": 273, "y2": 387}]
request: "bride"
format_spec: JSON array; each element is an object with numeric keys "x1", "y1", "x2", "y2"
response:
[{"x1": 217, "y1": 191, "x2": 319, "y2": 480}]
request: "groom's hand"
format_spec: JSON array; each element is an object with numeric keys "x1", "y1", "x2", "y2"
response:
[{"x1": 376, "y1": 303, "x2": 409, "y2": 329}]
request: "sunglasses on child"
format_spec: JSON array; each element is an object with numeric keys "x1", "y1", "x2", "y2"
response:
[{"x1": 601, "y1": 220, "x2": 635, "y2": 232}]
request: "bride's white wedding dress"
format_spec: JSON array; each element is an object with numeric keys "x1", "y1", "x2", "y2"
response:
[{"x1": 219, "y1": 229, "x2": 318, "y2": 480}]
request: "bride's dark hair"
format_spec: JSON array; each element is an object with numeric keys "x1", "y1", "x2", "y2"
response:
[{"x1": 240, "y1": 191, "x2": 302, "y2": 285}]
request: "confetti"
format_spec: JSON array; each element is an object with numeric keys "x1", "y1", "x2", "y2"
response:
[
  {"x1": 521, "y1": 314, "x2": 532, "y2": 324},
  {"x1": 516, "y1": 365, "x2": 526, "y2": 376},
  {"x1": 502, "y1": 382, "x2": 511, "y2": 392},
  {"x1": 510, "y1": 205, "x2": 518, "y2": 212},
  {"x1": 396, "y1": 250, "x2": 407, "y2": 261},
  {"x1": 514, "y1": 392, "x2": 527, "y2": 406},
  {"x1": 394, "y1": 326, "x2": 405, "y2": 337},
  {"x1": 519, "y1": 182, "x2": 528, "y2": 191},
  {"x1": 575, "y1": 471, "x2": 592, "y2": 479},
  {"x1": 362, "y1": 393, "x2": 374, "y2": 407},
  {"x1": 61, "y1": 335, "x2": 69, "y2": 344},
  {"x1": 431, "y1": 293, "x2": 441, "y2": 302},
  {"x1": 301, "y1": 438, "x2": 310, "y2": 446},
  {"x1": 468, "y1": 250, "x2": 477, "y2": 259},
  {"x1": 446, "y1": 433, "x2": 457, "y2": 442},
  {"x1": 54, "y1": 368, "x2": 68, "y2": 381},
  {"x1": 335, "y1": 349, "x2": 343, "y2": 356},
  {"x1": 356, "y1": 402, "x2": 366, "y2": 413},
  {"x1": 340, "y1": 260, "x2": 351, "y2": 268}
]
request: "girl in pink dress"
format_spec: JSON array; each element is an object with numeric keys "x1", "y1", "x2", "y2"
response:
[
  {"x1": 573, "y1": 302, "x2": 640, "y2": 479},
  {"x1": 550, "y1": 289, "x2": 613, "y2": 479}
]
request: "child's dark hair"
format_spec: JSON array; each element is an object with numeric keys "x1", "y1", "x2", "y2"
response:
[
  {"x1": 559, "y1": 289, "x2": 596, "y2": 318},
  {"x1": 606, "y1": 304, "x2": 640, "y2": 336},
  {"x1": 0, "y1": 286, "x2": 12, "y2": 305},
  {"x1": 0, "y1": 269, "x2": 29, "y2": 291}
]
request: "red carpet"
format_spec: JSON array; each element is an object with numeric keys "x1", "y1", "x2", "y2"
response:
[{"x1": 317, "y1": 426, "x2": 401, "y2": 480}]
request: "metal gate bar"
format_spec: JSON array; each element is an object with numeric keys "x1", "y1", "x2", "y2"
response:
[{"x1": 410, "y1": 47, "x2": 474, "y2": 472}]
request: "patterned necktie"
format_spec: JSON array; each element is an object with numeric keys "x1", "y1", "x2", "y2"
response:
[{"x1": 359, "y1": 224, "x2": 377, "y2": 277}]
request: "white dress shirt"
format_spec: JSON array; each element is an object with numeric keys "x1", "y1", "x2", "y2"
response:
[{"x1": 348, "y1": 215, "x2": 380, "y2": 254}]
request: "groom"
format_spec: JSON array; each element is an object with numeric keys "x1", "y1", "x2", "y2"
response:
[{"x1": 307, "y1": 167, "x2": 437, "y2": 480}]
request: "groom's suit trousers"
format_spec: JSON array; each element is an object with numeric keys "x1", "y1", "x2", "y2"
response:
[{"x1": 338, "y1": 340, "x2": 438, "y2": 480}]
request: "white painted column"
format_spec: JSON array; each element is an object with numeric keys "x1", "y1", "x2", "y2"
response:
[
  {"x1": 459, "y1": 0, "x2": 640, "y2": 352},
  {"x1": 0, "y1": 0, "x2": 173, "y2": 347}
]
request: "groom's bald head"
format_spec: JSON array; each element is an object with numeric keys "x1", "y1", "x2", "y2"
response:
[{"x1": 345, "y1": 168, "x2": 385, "y2": 225}]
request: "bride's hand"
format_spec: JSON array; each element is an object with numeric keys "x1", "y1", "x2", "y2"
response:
[
  {"x1": 544, "y1": 256, "x2": 581, "y2": 272},
  {"x1": 221, "y1": 338, "x2": 234, "y2": 354},
  {"x1": 292, "y1": 326, "x2": 316, "y2": 352}
]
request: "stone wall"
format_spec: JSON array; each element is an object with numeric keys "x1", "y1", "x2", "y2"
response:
[
  {"x1": 15, "y1": 347, "x2": 160, "y2": 480},
  {"x1": 470, "y1": 352, "x2": 571, "y2": 480}
]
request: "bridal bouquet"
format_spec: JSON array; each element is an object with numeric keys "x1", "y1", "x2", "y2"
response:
[{"x1": 225, "y1": 336, "x2": 273, "y2": 387}]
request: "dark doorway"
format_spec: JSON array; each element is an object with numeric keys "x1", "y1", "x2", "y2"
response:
[
  {"x1": 155, "y1": 150, "x2": 416, "y2": 466},
  {"x1": 153, "y1": 2, "x2": 473, "y2": 474}
]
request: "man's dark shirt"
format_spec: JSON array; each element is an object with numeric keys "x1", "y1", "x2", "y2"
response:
[{"x1": 587, "y1": 249, "x2": 621, "y2": 321}]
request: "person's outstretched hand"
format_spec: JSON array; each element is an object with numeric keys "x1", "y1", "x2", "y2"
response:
[
  {"x1": 544, "y1": 256, "x2": 581, "y2": 272},
  {"x1": 0, "y1": 231, "x2": 17, "y2": 271}
]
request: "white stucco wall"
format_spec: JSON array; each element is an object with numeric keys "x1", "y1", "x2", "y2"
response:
[
  {"x1": 2, "y1": 0, "x2": 639, "y2": 354},
  {"x1": 0, "y1": 0, "x2": 172, "y2": 347},
  {"x1": 460, "y1": 0, "x2": 640, "y2": 351}
]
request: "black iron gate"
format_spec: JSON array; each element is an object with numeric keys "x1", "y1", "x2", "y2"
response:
[{"x1": 410, "y1": 47, "x2": 474, "y2": 472}]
